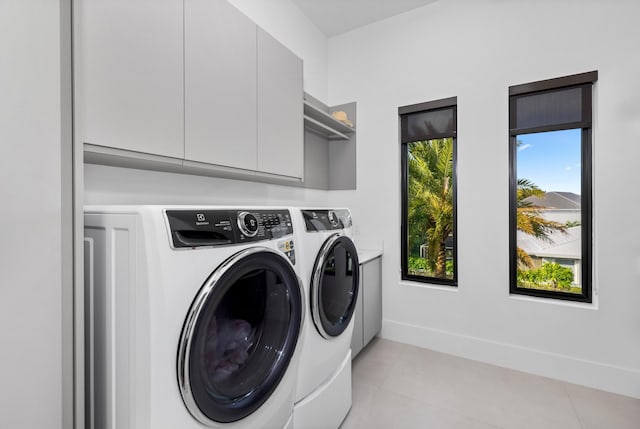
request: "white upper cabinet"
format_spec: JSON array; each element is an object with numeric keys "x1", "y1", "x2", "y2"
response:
[
  {"x1": 76, "y1": 0, "x2": 304, "y2": 181},
  {"x1": 257, "y1": 29, "x2": 304, "y2": 179},
  {"x1": 184, "y1": 0, "x2": 258, "y2": 171},
  {"x1": 75, "y1": 0, "x2": 184, "y2": 159}
]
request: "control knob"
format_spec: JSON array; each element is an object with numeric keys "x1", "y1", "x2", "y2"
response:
[{"x1": 237, "y1": 212, "x2": 259, "y2": 237}]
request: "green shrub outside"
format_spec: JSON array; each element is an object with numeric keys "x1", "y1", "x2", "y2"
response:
[
  {"x1": 408, "y1": 256, "x2": 454, "y2": 279},
  {"x1": 517, "y1": 262, "x2": 574, "y2": 290}
]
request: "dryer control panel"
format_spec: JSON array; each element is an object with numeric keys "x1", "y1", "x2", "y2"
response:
[
  {"x1": 302, "y1": 209, "x2": 352, "y2": 232},
  {"x1": 166, "y1": 209, "x2": 294, "y2": 248}
]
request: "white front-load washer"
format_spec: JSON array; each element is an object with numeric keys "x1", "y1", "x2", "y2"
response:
[
  {"x1": 84, "y1": 206, "x2": 304, "y2": 429},
  {"x1": 291, "y1": 208, "x2": 360, "y2": 429}
]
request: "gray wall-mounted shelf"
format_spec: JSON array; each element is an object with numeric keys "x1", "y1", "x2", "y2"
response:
[
  {"x1": 303, "y1": 99, "x2": 355, "y2": 140},
  {"x1": 303, "y1": 115, "x2": 350, "y2": 140},
  {"x1": 300, "y1": 93, "x2": 356, "y2": 190}
]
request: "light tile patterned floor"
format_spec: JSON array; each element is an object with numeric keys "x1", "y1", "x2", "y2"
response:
[{"x1": 340, "y1": 338, "x2": 640, "y2": 429}]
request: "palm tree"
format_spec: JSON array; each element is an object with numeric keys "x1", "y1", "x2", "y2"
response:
[
  {"x1": 407, "y1": 138, "x2": 454, "y2": 278},
  {"x1": 516, "y1": 178, "x2": 566, "y2": 268}
]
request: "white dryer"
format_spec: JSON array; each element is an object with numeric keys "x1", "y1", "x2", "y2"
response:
[
  {"x1": 291, "y1": 208, "x2": 360, "y2": 429},
  {"x1": 84, "y1": 206, "x2": 304, "y2": 429}
]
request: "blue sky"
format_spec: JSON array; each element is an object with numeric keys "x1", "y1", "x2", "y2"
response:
[{"x1": 517, "y1": 129, "x2": 582, "y2": 195}]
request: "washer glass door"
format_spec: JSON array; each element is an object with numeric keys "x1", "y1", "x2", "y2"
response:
[
  {"x1": 312, "y1": 235, "x2": 360, "y2": 338},
  {"x1": 177, "y1": 248, "x2": 302, "y2": 425}
]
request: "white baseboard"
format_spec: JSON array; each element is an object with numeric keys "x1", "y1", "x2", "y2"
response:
[{"x1": 380, "y1": 319, "x2": 640, "y2": 399}]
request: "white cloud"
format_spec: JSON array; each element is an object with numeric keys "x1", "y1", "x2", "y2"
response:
[{"x1": 518, "y1": 143, "x2": 532, "y2": 151}]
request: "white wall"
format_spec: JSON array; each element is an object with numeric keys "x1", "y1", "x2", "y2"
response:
[
  {"x1": 228, "y1": 0, "x2": 328, "y2": 103},
  {"x1": 84, "y1": 164, "x2": 329, "y2": 207},
  {"x1": 328, "y1": 0, "x2": 640, "y2": 398},
  {"x1": 0, "y1": 1, "x2": 67, "y2": 427}
]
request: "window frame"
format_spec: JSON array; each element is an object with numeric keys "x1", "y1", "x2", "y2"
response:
[
  {"x1": 400, "y1": 97, "x2": 458, "y2": 286},
  {"x1": 508, "y1": 71, "x2": 596, "y2": 303}
]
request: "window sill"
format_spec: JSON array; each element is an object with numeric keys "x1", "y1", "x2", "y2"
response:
[
  {"x1": 400, "y1": 280, "x2": 459, "y2": 292},
  {"x1": 508, "y1": 292, "x2": 598, "y2": 310}
]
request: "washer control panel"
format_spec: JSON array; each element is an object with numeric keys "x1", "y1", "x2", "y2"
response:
[
  {"x1": 301, "y1": 209, "x2": 352, "y2": 232},
  {"x1": 166, "y1": 209, "x2": 294, "y2": 248}
]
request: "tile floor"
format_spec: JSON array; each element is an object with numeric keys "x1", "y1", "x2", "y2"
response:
[{"x1": 340, "y1": 338, "x2": 640, "y2": 429}]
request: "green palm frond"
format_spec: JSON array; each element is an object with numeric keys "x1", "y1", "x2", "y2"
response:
[{"x1": 407, "y1": 138, "x2": 454, "y2": 276}]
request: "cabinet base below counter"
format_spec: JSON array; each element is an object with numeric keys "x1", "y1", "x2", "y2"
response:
[
  {"x1": 84, "y1": 144, "x2": 303, "y2": 187},
  {"x1": 352, "y1": 251, "x2": 383, "y2": 358}
]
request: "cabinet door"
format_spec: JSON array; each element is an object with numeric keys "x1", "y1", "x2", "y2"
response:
[
  {"x1": 350, "y1": 265, "x2": 364, "y2": 358},
  {"x1": 184, "y1": 0, "x2": 257, "y2": 170},
  {"x1": 257, "y1": 29, "x2": 303, "y2": 179},
  {"x1": 75, "y1": 0, "x2": 183, "y2": 158},
  {"x1": 363, "y1": 258, "x2": 382, "y2": 345}
]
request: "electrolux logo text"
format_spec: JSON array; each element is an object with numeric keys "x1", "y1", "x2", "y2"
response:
[{"x1": 195, "y1": 213, "x2": 209, "y2": 226}]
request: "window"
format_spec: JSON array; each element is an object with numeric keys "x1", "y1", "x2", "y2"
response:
[
  {"x1": 509, "y1": 71, "x2": 597, "y2": 302},
  {"x1": 400, "y1": 97, "x2": 457, "y2": 286}
]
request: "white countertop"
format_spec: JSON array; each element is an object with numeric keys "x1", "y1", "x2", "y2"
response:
[{"x1": 357, "y1": 248, "x2": 382, "y2": 264}]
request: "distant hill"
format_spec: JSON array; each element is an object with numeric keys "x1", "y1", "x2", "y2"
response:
[{"x1": 522, "y1": 191, "x2": 581, "y2": 209}]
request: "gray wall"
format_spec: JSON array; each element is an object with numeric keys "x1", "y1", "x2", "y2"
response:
[{"x1": 0, "y1": 0, "x2": 72, "y2": 427}]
